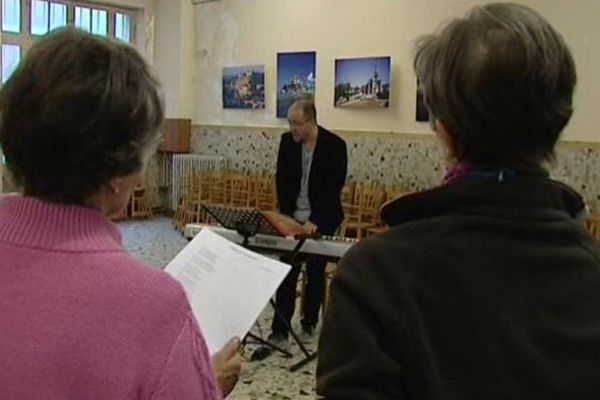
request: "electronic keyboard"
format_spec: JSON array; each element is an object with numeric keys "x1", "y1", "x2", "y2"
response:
[{"x1": 184, "y1": 223, "x2": 356, "y2": 260}]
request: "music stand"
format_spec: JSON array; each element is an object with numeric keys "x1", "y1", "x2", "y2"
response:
[
  {"x1": 203, "y1": 205, "x2": 281, "y2": 248},
  {"x1": 201, "y1": 204, "x2": 318, "y2": 371}
]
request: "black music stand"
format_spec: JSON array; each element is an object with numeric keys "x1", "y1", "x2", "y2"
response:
[
  {"x1": 202, "y1": 205, "x2": 318, "y2": 371},
  {"x1": 203, "y1": 205, "x2": 280, "y2": 243}
]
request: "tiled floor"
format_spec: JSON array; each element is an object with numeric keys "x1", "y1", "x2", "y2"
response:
[{"x1": 118, "y1": 216, "x2": 319, "y2": 399}]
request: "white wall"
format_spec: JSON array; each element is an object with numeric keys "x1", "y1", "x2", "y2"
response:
[
  {"x1": 180, "y1": 0, "x2": 196, "y2": 119},
  {"x1": 153, "y1": 0, "x2": 181, "y2": 117},
  {"x1": 153, "y1": 0, "x2": 195, "y2": 118},
  {"x1": 190, "y1": 0, "x2": 600, "y2": 142}
]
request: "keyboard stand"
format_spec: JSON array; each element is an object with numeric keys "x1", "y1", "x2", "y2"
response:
[
  {"x1": 202, "y1": 205, "x2": 318, "y2": 371},
  {"x1": 241, "y1": 225, "x2": 318, "y2": 371},
  {"x1": 272, "y1": 235, "x2": 319, "y2": 372}
]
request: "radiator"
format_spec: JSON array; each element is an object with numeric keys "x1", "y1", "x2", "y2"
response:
[{"x1": 167, "y1": 154, "x2": 226, "y2": 210}]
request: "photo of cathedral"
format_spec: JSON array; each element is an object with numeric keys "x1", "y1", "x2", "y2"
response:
[
  {"x1": 277, "y1": 51, "x2": 316, "y2": 118},
  {"x1": 334, "y1": 56, "x2": 391, "y2": 108}
]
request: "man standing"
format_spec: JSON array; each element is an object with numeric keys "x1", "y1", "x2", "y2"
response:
[{"x1": 270, "y1": 99, "x2": 347, "y2": 344}]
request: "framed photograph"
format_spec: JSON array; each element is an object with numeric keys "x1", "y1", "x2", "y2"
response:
[
  {"x1": 276, "y1": 51, "x2": 316, "y2": 118},
  {"x1": 334, "y1": 56, "x2": 391, "y2": 108},
  {"x1": 416, "y1": 79, "x2": 430, "y2": 122},
  {"x1": 222, "y1": 65, "x2": 265, "y2": 109}
]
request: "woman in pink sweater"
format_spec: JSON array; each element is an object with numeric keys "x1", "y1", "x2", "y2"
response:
[{"x1": 0, "y1": 29, "x2": 239, "y2": 399}]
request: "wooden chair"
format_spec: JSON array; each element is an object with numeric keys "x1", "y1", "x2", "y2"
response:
[
  {"x1": 340, "y1": 182, "x2": 386, "y2": 240},
  {"x1": 129, "y1": 174, "x2": 152, "y2": 219},
  {"x1": 172, "y1": 174, "x2": 188, "y2": 229},
  {"x1": 229, "y1": 172, "x2": 252, "y2": 208},
  {"x1": 340, "y1": 182, "x2": 362, "y2": 238},
  {"x1": 254, "y1": 174, "x2": 277, "y2": 211},
  {"x1": 209, "y1": 171, "x2": 228, "y2": 205},
  {"x1": 364, "y1": 186, "x2": 411, "y2": 237},
  {"x1": 179, "y1": 173, "x2": 198, "y2": 231},
  {"x1": 203, "y1": 171, "x2": 228, "y2": 224},
  {"x1": 340, "y1": 181, "x2": 355, "y2": 216},
  {"x1": 246, "y1": 174, "x2": 258, "y2": 209},
  {"x1": 180, "y1": 171, "x2": 210, "y2": 230}
]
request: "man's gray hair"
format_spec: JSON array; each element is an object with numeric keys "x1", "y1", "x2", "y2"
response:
[
  {"x1": 414, "y1": 2, "x2": 576, "y2": 166},
  {"x1": 290, "y1": 99, "x2": 317, "y2": 123}
]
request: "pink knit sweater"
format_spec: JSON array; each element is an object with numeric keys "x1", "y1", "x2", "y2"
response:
[{"x1": 0, "y1": 195, "x2": 221, "y2": 400}]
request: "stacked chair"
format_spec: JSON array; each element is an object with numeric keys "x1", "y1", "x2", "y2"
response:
[
  {"x1": 172, "y1": 170, "x2": 415, "y2": 241},
  {"x1": 172, "y1": 170, "x2": 278, "y2": 231}
]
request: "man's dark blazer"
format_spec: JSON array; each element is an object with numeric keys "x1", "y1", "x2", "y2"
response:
[{"x1": 276, "y1": 126, "x2": 348, "y2": 235}]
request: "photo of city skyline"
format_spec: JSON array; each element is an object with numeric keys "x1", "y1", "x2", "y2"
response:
[
  {"x1": 335, "y1": 56, "x2": 391, "y2": 108},
  {"x1": 277, "y1": 51, "x2": 316, "y2": 118},
  {"x1": 222, "y1": 65, "x2": 265, "y2": 109}
]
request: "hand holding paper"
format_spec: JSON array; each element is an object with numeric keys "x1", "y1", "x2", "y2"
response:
[{"x1": 211, "y1": 337, "x2": 242, "y2": 397}]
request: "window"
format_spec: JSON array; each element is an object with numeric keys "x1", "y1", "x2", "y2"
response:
[
  {"x1": 2, "y1": 44, "x2": 20, "y2": 83},
  {"x1": 30, "y1": 0, "x2": 48, "y2": 35},
  {"x1": 1, "y1": 1, "x2": 137, "y2": 82},
  {"x1": 75, "y1": 6, "x2": 108, "y2": 36},
  {"x1": 49, "y1": 2, "x2": 67, "y2": 31},
  {"x1": 114, "y1": 12, "x2": 130, "y2": 43},
  {"x1": 31, "y1": 1, "x2": 67, "y2": 35},
  {"x1": 74, "y1": 5, "x2": 90, "y2": 31},
  {"x1": 2, "y1": 0, "x2": 20, "y2": 33},
  {"x1": 90, "y1": 8, "x2": 107, "y2": 36}
]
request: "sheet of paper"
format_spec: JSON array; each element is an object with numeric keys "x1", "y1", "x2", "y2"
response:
[{"x1": 165, "y1": 228, "x2": 291, "y2": 354}]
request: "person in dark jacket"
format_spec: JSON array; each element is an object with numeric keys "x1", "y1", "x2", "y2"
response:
[
  {"x1": 269, "y1": 99, "x2": 347, "y2": 343},
  {"x1": 317, "y1": 3, "x2": 600, "y2": 399}
]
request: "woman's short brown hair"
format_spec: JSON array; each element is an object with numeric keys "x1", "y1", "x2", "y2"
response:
[
  {"x1": 414, "y1": 3, "x2": 576, "y2": 167},
  {"x1": 0, "y1": 29, "x2": 163, "y2": 204}
]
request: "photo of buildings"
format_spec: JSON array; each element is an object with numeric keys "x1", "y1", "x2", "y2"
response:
[
  {"x1": 277, "y1": 51, "x2": 316, "y2": 118},
  {"x1": 222, "y1": 65, "x2": 265, "y2": 109},
  {"x1": 334, "y1": 56, "x2": 391, "y2": 108}
]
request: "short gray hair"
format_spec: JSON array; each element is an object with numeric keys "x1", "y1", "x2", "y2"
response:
[
  {"x1": 414, "y1": 2, "x2": 576, "y2": 166},
  {"x1": 289, "y1": 99, "x2": 317, "y2": 123}
]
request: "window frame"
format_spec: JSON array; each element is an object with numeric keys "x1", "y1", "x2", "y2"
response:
[
  {"x1": 0, "y1": 0, "x2": 139, "y2": 83},
  {"x1": 30, "y1": 0, "x2": 69, "y2": 37},
  {"x1": 1, "y1": 0, "x2": 22, "y2": 34}
]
